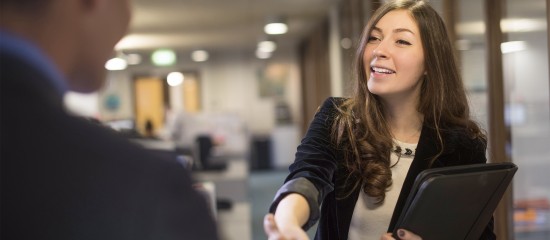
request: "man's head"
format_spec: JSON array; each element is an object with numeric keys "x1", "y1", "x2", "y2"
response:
[
  {"x1": 0, "y1": 0, "x2": 52, "y2": 12},
  {"x1": 0, "y1": 0, "x2": 132, "y2": 93}
]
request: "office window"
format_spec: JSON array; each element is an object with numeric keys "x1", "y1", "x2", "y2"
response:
[{"x1": 504, "y1": 0, "x2": 550, "y2": 238}]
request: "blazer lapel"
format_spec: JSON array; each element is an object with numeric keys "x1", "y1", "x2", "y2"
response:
[
  {"x1": 335, "y1": 179, "x2": 360, "y2": 239},
  {"x1": 334, "y1": 125, "x2": 458, "y2": 237},
  {"x1": 387, "y1": 125, "x2": 444, "y2": 231}
]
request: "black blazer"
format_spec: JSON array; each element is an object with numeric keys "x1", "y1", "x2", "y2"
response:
[
  {"x1": 271, "y1": 97, "x2": 495, "y2": 239},
  {"x1": 0, "y1": 49, "x2": 218, "y2": 239}
]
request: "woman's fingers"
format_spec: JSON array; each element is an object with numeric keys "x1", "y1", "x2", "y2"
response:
[
  {"x1": 264, "y1": 214, "x2": 281, "y2": 237},
  {"x1": 396, "y1": 229, "x2": 422, "y2": 240},
  {"x1": 264, "y1": 213, "x2": 311, "y2": 240},
  {"x1": 380, "y1": 232, "x2": 395, "y2": 240},
  {"x1": 380, "y1": 229, "x2": 422, "y2": 240}
]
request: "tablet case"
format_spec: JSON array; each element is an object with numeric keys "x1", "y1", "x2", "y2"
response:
[{"x1": 392, "y1": 162, "x2": 518, "y2": 240}]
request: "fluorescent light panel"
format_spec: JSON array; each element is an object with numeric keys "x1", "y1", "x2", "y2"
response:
[{"x1": 264, "y1": 23, "x2": 288, "y2": 35}]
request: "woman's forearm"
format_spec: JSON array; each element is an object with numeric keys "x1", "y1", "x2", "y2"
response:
[{"x1": 274, "y1": 193, "x2": 311, "y2": 229}]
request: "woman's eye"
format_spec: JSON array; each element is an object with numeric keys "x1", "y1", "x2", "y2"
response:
[
  {"x1": 396, "y1": 40, "x2": 412, "y2": 45},
  {"x1": 368, "y1": 36, "x2": 381, "y2": 42}
]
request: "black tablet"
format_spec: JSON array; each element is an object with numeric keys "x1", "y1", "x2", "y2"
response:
[{"x1": 392, "y1": 162, "x2": 517, "y2": 240}]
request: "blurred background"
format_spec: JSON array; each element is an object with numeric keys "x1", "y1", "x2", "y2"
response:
[{"x1": 64, "y1": 0, "x2": 549, "y2": 239}]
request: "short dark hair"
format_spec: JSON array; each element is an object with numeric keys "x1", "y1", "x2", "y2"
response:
[{"x1": 0, "y1": 0, "x2": 52, "y2": 13}]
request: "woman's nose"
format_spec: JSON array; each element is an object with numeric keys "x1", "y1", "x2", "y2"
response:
[
  {"x1": 372, "y1": 42, "x2": 389, "y2": 59},
  {"x1": 372, "y1": 45, "x2": 388, "y2": 58}
]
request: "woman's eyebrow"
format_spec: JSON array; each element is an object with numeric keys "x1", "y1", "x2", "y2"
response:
[
  {"x1": 371, "y1": 26, "x2": 415, "y2": 35},
  {"x1": 394, "y1": 28, "x2": 415, "y2": 35}
]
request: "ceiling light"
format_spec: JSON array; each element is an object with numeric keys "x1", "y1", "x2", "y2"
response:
[
  {"x1": 258, "y1": 40, "x2": 277, "y2": 52},
  {"x1": 151, "y1": 49, "x2": 177, "y2": 66},
  {"x1": 457, "y1": 18, "x2": 546, "y2": 36},
  {"x1": 105, "y1": 57, "x2": 127, "y2": 71},
  {"x1": 264, "y1": 16, "x2": 288, "y2": 35},
  {"x1": 265, "y1": 23, "x2": 288, "y2": 35},
  {"x1": 191, "y1": 50, "x2": 209, "y2": 62},
  {"x1": 167, "y1": 72, "x2": 185, "y2": 86},
  {"x1": 455, "y1": 39, "x2": 471, "y2": 51},
  {"x1": 456, "y1": 21, "x2": 485, "y2": 35},
  {"x1": 501, "y1": 41, "x2": 526, "y2": 54},
  {"x1": 501, "y1": 18, "x2": 546, "y2": 33}
]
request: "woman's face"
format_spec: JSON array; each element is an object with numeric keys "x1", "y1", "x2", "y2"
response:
[{"x1": 363, "y1": 10, "x2": 425, "y2": 103}]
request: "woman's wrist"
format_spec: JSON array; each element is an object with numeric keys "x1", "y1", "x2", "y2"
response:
[{"x1": 274, "y1": 193, "x2": 310, "y2": 229}]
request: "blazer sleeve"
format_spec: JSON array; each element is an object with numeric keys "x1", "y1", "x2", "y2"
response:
[{"x1": 269, "y1": 97, "x2": 341, "y2": 230}]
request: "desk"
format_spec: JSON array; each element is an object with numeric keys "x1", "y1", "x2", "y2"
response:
[
  {"x1": 134, "y1": 140, "x2": 252, "y2": 239},
  {"x1": 194, "y1": 159, "x2": 248, "y2": 202},
  {"x1": 194, "y1": 159, "x2": 251, "y2": 240},
  {"x1": 217, "y1": 202, "x2": 251, "y2": 240}
]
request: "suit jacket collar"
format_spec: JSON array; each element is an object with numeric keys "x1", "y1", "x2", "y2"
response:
[
  {"x1": 0, "y1": 30, "x2": 68, "y2": 96},
  {"x1": 1, "y1": 51, "x2": 66, "y2": 110}
]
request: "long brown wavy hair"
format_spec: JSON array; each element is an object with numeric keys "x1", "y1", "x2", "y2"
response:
[{"x1": 332, "y1": 0, "x2": 486, "y2": 203}]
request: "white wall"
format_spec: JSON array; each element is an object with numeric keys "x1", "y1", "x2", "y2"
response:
[
  {"x1": 98, "y1": 48, "x2": 303, "y2": 135},
  {"x1": 98, "y1": 71, "x2": 134, "y2": 120}
]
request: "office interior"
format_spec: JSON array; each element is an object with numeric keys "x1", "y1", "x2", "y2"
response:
[{"x1": 62, "y1": 0, "x2": 549, "y2": 239}]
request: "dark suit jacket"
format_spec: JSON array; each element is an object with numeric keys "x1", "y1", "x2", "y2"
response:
[
  {"x1": 270, "y1": 97, "x2": 495, "y2": 239},
  {"x1": 0, "y1": 47, "x2": 218, "y2": 239}
]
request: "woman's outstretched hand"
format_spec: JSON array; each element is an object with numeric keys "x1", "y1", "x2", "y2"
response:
[
  {"x1": 380, "y1": 229, "x2": 422, "y2": 240},
  {"x1": 263, "y1": 213, "x2": 310, "y2": 240}
]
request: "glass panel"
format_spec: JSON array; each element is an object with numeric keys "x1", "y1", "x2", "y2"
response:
[
  {"x1": 457, "y1": 0, "x2": 489, "y2": 132},
  {"x1": 504, "y1": 0, "x2": 550, "y2": 239}
]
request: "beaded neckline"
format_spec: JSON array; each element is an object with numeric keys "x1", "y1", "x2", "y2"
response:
[
  {"x1": 390, "y1": 140, "x2": 417, "y2": 168},
  {"x1": 393, "y1": 145, "x2": 416, "y2": 157}
]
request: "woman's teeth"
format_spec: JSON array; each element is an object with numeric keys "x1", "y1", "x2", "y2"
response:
[{"x1": 372, "y1": 67, "x2": 395, "y2": 74}]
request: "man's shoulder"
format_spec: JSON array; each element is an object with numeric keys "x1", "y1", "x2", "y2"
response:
[
  {"x1": 65, "y1": 117, "x2": 178, "y2": 167},
  {"x1": 10, "y1": 104, "x2": 181, "y2": 175}
]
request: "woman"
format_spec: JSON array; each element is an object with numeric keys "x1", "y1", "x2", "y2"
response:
[{"x1": 264, "y1": 0, "x2": 495, "y2": 239}]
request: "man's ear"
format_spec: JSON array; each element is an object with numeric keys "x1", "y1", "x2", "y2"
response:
[{"x1": 79, "y1": 0, "x2": 102, "y2": 11}]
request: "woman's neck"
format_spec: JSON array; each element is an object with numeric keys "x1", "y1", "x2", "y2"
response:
[{"x1": 383, "y1": 98, "x2": 424, "y2": 144}]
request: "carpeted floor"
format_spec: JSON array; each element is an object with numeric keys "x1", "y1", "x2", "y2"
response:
[{"x1": 248, "y1": 169, "x2": 317, "y2": 240}]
